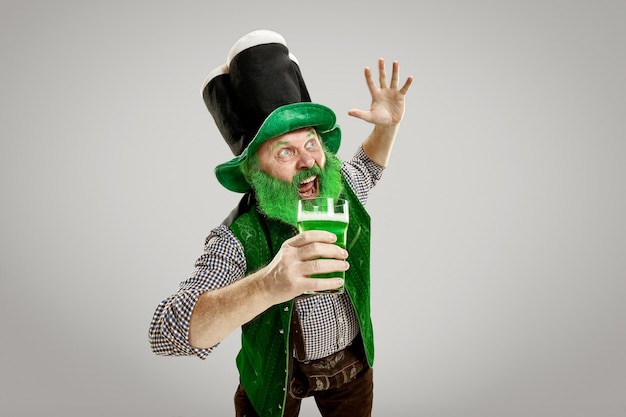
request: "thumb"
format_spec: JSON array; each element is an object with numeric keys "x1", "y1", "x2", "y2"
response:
[{"x1": 347, "y1": 109, "x2": 370, "y2": 121}]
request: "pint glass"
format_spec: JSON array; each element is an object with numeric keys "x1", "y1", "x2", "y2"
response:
[{"x1": 297, "y1": 197, "x2": 349, "y2": 294}]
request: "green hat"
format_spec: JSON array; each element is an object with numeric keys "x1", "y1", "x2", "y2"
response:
[{"x1": 201, "y1": 30, "x2": 341, "y2": 193}]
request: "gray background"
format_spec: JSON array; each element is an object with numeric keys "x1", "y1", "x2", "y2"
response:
[{"x1": 1, "y1": 1, "x2": 624, "y2": 416}]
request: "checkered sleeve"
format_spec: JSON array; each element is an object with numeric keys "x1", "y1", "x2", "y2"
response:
[
  {"x1": 148, "y1": 225, "x2": 246, "y2": 359},
  {"x1": 341, "y1": 146, "x2": 385, "y2": 206}
]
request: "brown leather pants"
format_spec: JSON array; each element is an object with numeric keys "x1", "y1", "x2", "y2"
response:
[{"x1": 234, "y1": 336, "x2": 373, "y2": 417}]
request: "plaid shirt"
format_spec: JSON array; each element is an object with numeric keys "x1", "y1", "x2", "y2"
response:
[{"x1": 149, "y1": 146, "x2": 384, "y2": 360}]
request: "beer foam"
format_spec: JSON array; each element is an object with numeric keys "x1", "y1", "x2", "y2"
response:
[{"x1": 297, "y1": 210, "x2": 349, "y2": 222}]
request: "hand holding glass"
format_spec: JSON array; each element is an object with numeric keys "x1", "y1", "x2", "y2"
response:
[{"x1": 297, "y1": 197, "x2": 349, "y2": 295}]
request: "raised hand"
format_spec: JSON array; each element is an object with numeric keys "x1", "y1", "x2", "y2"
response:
[{"x1": 348, "y1": 58, "x2": 413, "y2": 126}]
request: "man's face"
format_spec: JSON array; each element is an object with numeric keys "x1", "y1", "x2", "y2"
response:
[
  {"x1": 256, "y1": 127, "x2": 326, "y2": 199},
  {"x1": 245, "y1": 127, "x2": 343, "y2": 225}
]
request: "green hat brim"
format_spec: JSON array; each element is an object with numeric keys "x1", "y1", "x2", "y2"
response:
[{"x1": 215, "y1": 102, "x2": 341, "y2": 193}]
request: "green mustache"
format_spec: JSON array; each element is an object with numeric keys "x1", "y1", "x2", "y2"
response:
[{"x1": 291, "y1": 165, "x2": 322, "y2": 187}]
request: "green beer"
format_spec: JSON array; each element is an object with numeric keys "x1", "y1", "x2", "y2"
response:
[{"x1": 297, "y1": 198, "x2": 349, "y2": 294}]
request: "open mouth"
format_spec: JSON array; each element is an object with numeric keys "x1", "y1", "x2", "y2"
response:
[{"x1": 298, "y1": 176, "x2": 318, "y2": 199}]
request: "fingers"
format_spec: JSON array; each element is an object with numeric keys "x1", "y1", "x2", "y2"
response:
[
  {"x1": 300, "y1": 242, "x2": 348, "y2": 263},
  {"x1": 284, "y1": 230, "x2": 349, "y2": 274},
  {"x1": 363, "y1": 66, "x2": 377, "y2": 96},
  {"x1": 289, "y1": 230, "x2": 336, "y2": 247},
  {"x1": 378, "y1": 57, "x2": 387, "y2": 88},
  {"x1": 389, "y1": 60, "x2": 399, "y2": 89},
  {"x1": 302, "y1": 254, "x2": 349, "y2": 274},
  {"x1": 301, "y1": 259, "x2": 348, "y2": 294},
  {"x1": 399, "y1": 74, "x2": 414, "y2": 95},
  {"x1": 307, "y1": 277, "x2": 345, "y2": 293},
  {"x1": 279, "y1": 231, "x2": 349, "y2": 296},
  {"x1": 368, "y1": 58, "x2": 412, "y2": 95}
]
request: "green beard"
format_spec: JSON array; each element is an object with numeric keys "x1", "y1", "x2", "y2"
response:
[{"x1": 245, "y1": 151, "x2": 344, "y2": 226}]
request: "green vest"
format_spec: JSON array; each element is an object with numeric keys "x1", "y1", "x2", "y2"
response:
[{"x1": 227, "y1": 183, "x2": 373, "y2": 417}]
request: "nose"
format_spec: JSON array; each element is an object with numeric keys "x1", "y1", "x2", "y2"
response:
[{"x1": 296, "y1": 150, "x2": 315, "y2": 170}]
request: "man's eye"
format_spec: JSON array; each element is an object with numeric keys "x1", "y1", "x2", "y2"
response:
[
  {"x1": 278, "y1": 148, "x2": 292, "y2": 158},
  {"x1": 305, "y1": 139, "x2": 317, "y2": 149}
]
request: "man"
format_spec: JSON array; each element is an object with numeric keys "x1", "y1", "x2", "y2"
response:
[{"x1": 149, "y1": 29, "x2": 412, "y2": 417}]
